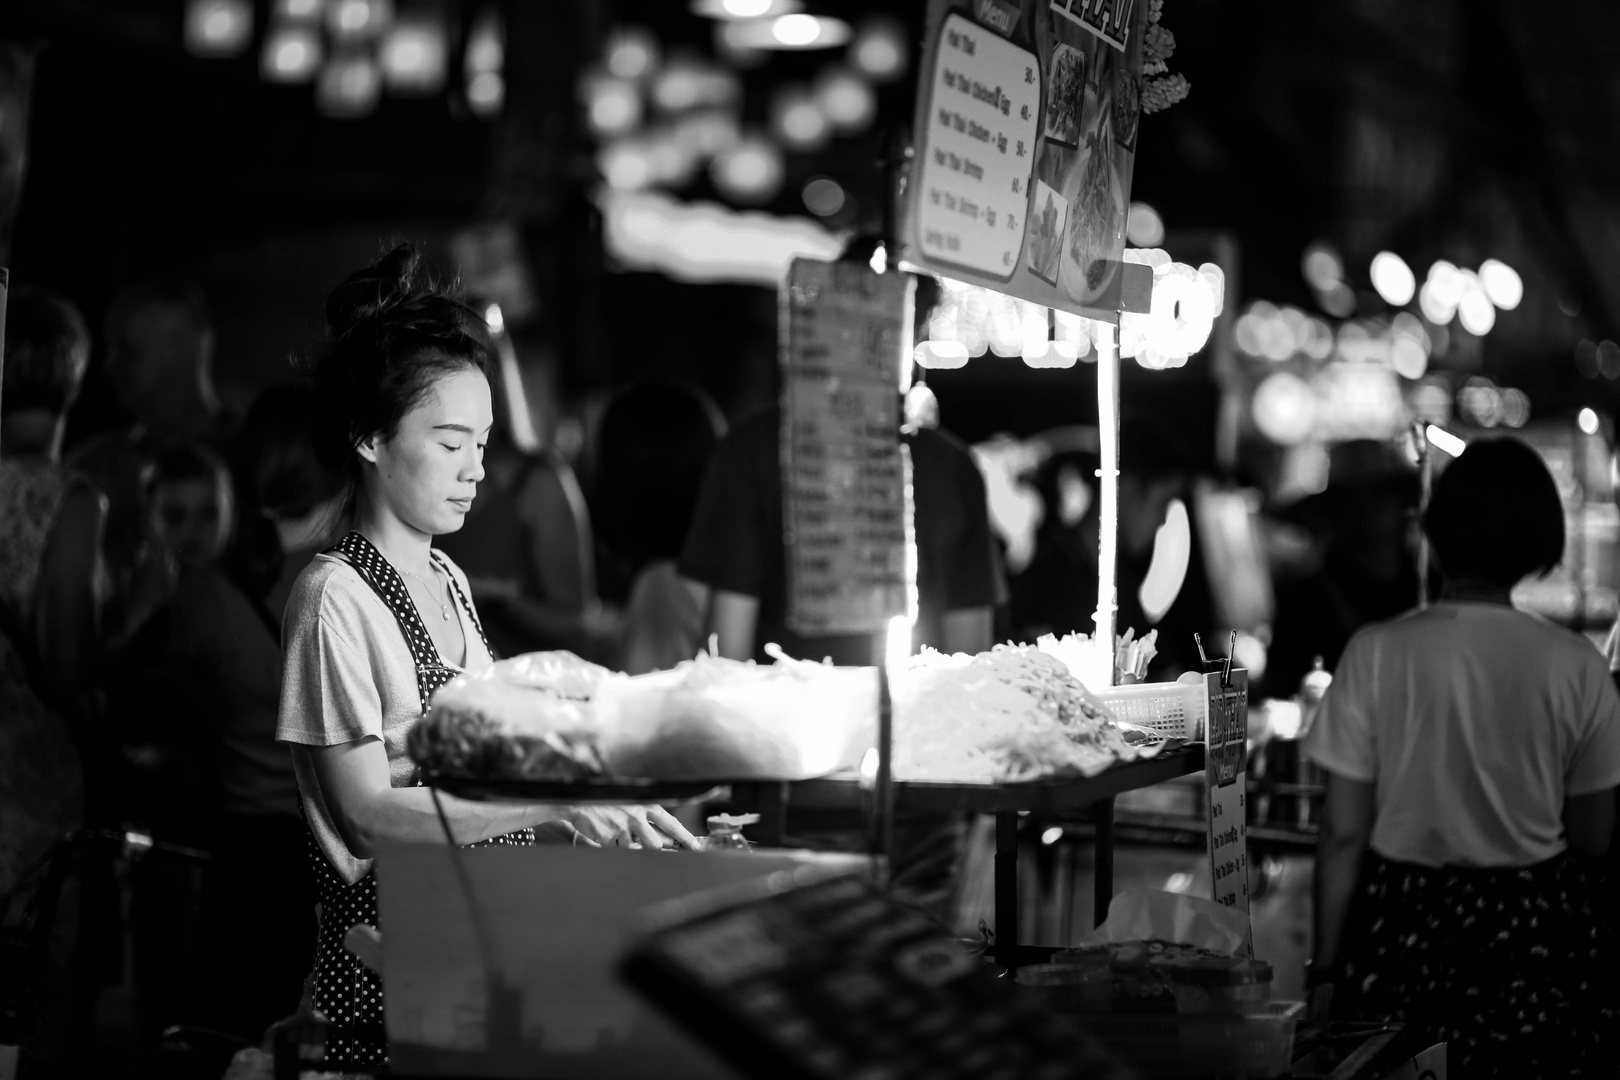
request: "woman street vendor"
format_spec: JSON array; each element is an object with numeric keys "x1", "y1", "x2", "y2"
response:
[{"x1": 275, "y1": 246, "x2": 696, "y2": 1069}]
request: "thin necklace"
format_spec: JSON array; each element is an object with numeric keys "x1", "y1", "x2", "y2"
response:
[{"x1": 400, "y1": 562, "x2": 452, "y2": 622}]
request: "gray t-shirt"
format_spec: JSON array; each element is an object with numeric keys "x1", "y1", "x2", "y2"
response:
[{"x1": 277, "y1": 551, "x2": 493, "y2": 884}]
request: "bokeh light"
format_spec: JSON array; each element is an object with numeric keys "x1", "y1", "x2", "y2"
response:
[
  {"x1": 1369, "y1": 251, "x2": 1415, "y2": 306},
  {"x1": 381, "y1": 16, "x2": 447, "y2": 95},
  {"x1": 1301, "y1": 242, "x2": 1343, "y2": 292},
  {"x1": 710, "y1": 136, "x2": 785, "y2": 203},
  {"x1": 1478, "y1": 258, "x2": 1523, "y2": 311},
  {"x1": 850, "y1": 16, "x2": 908, "y2": 81},
  {"x1": 605, "y1": 26, "x2": 660, "y2": 80},
  {"x1": 1579, "y1": 407, "x2": 1601, "y2": 435},
  {"x1": 317, "y1": 50, "x2": 382, "y2": 118},
  {"x1": 262, "y1": 26, "x2": 323, "y2": 82},
  {"x1": 185, "y1": 0, "x2": 253, "y2": 57},
  {"x1": 802, "y1": 176, "x2": 846, "y2": 216},
  {"x1": 1252, "y1": 372, "x2": 1317, "y2": 445},
  {"x1": 814, "y1": 68, "x2": 876, "y2": 133},
  {"x1": 772, "y1": 87, "x2": 830, "y2": 150},
  {"x1": 1126, "y1": 202, "x2": 1165, "y2": 247}
]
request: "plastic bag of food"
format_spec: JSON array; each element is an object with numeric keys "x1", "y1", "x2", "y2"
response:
[
  {"x1": 591, "y1": 652, "x2": 878, "y2": 780},
  {"x1": 1078, "y1": 888, "x2": 1249, "y2": 956},
  {"x1": 477, "y1": 650, "x2": 615, "y2": 700}
]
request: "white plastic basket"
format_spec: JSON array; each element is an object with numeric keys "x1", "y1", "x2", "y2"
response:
[{"x1": 1096, "y1": 680, "x2": 1207, "y2": 741}]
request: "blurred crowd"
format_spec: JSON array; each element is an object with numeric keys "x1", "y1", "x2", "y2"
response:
[{"x1": 0, "y1": 268, "x2": 1427, "y2": 1071}]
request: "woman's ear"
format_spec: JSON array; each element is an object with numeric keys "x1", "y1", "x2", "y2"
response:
[{"x1": 356, "y1": 434, "x2": 379, "y2": 465}]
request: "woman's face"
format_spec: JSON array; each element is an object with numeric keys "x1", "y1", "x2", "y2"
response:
[{"x1": 359, "y1": 366, "x2": 492, "y2": 537}]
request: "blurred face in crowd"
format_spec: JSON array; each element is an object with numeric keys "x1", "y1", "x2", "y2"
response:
[
  {"x1": 111, "y1": 300, "x2": 217, "y2": 417},
  {"x1": 358, "y1": 365, "x2": 491, "y2": 538},
  {"x1": 150, "y1": 476, "x2": 230, "y2": 570}
]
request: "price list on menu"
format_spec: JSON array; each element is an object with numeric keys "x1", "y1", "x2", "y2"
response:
[
  {"x1": 1204, "y1": 669, "x2": 1253, "y2": 952},
  {"x1": 781, "y1": 259, "x2": 914, "y2": 636},
  {"x1": 914, "y1": 12, "x2": 1042, "y2": 278}
]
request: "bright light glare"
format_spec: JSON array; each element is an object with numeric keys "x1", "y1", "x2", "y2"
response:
[
  {"x1": 484, "y1": 303, "x2": 504, "y2": 334},
  {"x1": 1425, "y1": 424, "x2": 1466, "y2": 458},
  {"x1": 1369, "y1": 251, "x2": 1415, "y2": 306},
  {"x1": 276, "y1": 0, "x2": 321, "y2": 19},
  {"x1": 725, "y1": 0, "x2": 772, "y2": 15},
  {"x1": 1125, "y1": 202, "x2": 1165, "y2": 247},
  {"x1": 1457, "y1": 285, "x2": 1496, "y2": 336},
  {"x1": 1041, "y1": 826, "x2": 1064, "y2": 846},
  {"x1": 1479, "y1": 258, "x2": 1523, "y2": 310},
  {"x1": 1266, "y1": 700, "x2": 1303, "y2": 740},
  {"x1": 1252, "y1": 372, "x2": 1316, "y2": 445},
  {"x1": 774, "y1": 14, "x2": 821, "y2": 46},
  {"x1": 317, "y1": 52, "x2": 382, "y2": 118},
  {"x1": 1579, "y1": 407, "x2": 1601, "y2": 435},
  {"x1": 885, "y1": 614, "x2": 913, "y2": 678},
  {"x1": 586, "y1": 77, "x2": 640, "y2": 135},
  {"x1": 599, "y1": 188, "x2": 842, "y2": 286}
]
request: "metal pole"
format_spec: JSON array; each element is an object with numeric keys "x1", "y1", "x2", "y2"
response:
[{"x1": 1095, "y1": 321, "x2": 1121, "y2": 678}]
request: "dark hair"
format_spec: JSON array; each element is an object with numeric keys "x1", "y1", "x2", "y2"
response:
[
  {"x1": 104, "y1": 278, "x2": 212, "y2": 366},
  {"x1": 140, "y1": 440, "x2": 236, "y2": 548},
  {"x1": 2, "y1": 285, "x2": 91, "y2": 415},
  {"x1": 299, "y1": 245, "x2": 492, "y2": 505},
  {"x1": 596, "y1": 380, "x2": 726, "y2": 571},
  {"x1": 239, "y1": 384, "x2": 345, "y2": 520},
  {"x1": 1424, "y1": 437, "x2": 1565, "y2": 587}
]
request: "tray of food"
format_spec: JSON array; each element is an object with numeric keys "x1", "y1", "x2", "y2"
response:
[{"x1": 408, "y1": 637, "x2": 1183, "y2": 801}]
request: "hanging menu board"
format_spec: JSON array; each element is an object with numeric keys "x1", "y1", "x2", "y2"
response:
[
  {"x1": 899, "y1": 0, "x2": 1150, "y2": 320},
  {"x1": 1203, "y1": 669, "x2": 1252, "y2": 950},
  {"x1": 781, "y1": 258, "x2": 915, "y2": 636}
]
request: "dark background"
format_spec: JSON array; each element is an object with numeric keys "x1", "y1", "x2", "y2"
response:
[{"x1": 4, "y1": 0, "x2": 1620, "y2": 440}]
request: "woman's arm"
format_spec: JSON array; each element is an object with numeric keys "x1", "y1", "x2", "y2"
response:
[
  {"x1": 1564, "y1": 788, "x2": 1615, "y2": 859},
  {"x1": 308, "y1": 737, "x2": 697, "y2": 854},
  {"x1": 1312, "y1": 769, "x2": 1376, "y2": 969}
]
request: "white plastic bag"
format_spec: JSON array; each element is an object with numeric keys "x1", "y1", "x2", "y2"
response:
[{"x1": 1078, "y1": 888, "x2": 1251, "y2": 956}]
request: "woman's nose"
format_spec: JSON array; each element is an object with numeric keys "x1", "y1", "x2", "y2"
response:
[{"x1": 463, "y1": 452, "x2": 486, "y2": 483}]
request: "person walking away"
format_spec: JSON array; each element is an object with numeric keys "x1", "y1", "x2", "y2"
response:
[{"x1": 1305, "y1": 437, "x2": 1620, "y2": 1078}]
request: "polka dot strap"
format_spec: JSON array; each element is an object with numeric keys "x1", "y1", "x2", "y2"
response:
[{"x1": 328, "y1": 530, "x2": 452, "y2": 715}]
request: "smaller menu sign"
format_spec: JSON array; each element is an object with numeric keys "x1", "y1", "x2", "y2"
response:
[
  {"x1": 1203, "y1": 670, "x2": 1252, "y2": 948},
  {"x1": 781, "y1": 259, "x2": 915, "y2": 636}
]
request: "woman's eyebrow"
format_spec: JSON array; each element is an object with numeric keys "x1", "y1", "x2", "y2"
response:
[{"x1": 433, "y1": 423, "x2": 475, "y2": 434}]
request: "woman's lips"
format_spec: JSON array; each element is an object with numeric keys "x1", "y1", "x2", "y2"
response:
[{"x1": 448, "y1": 496, "x2": 473, "y2": 510}]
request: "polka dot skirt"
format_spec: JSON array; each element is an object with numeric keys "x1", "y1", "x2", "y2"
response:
[
  {"x1": 306, "y1": 532, "x2": 534, "y2": 1070},
  {"x1": 1336, "y1": 851, "x2": 1613, "y2": 1078}
]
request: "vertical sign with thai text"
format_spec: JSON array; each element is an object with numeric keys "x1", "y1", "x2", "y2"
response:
[
  {"x1": 1204, "y1": 669, "x2": 1251, "y2": 949},
  {"x1": 781, "y1": 259, "x2": 915, "y2": 636}
]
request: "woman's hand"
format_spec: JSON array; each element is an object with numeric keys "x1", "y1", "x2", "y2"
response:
[{"x1": 562, "y1": 805, "x2": 700, "y2": 850}]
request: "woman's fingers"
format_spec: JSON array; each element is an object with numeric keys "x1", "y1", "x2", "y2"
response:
[{"x1": 647, "y1": 806, "x2": 701, "y2": 850}]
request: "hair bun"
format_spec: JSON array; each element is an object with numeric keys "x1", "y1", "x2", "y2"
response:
[{"x1": 324, "y1": 244, "x2": 424, "y2": 339}]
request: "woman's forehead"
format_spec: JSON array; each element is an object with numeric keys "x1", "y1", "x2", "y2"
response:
[{"x1": 414, "y1": 368, "x2": 493, "y2": 424}]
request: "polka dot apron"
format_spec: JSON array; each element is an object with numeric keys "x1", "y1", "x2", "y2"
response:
[{"x1": 305, "y1": 531, "x2": 533, "y2": 1070}]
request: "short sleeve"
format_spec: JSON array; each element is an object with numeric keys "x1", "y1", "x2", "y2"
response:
[
  {"x1": 677, "y1": 425, "x2": 767, "y2": 598},
  {"x1": 277, "y1": 584, "x2": 384, "y2": 748},
  {"x1": 1302, "y1": 631, "x2": 1378, "y2": 783},
  {"x1": 1565, "y1": 652, "x2": 1620, "y2": 796}
]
